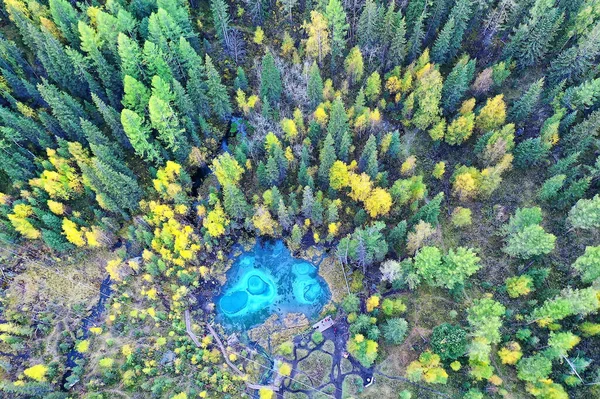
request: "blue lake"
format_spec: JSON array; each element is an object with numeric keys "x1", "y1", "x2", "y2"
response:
[{"x1": 215, "y1": 240, "x2": 330, "y2": 331}]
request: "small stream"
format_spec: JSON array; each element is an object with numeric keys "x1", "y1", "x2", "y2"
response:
[{"x1": 62, "y1": 276, "x2": 112, "y2": 388}]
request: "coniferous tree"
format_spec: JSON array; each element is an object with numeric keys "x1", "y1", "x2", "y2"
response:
[
  {"x1": 548, "y1": 23, "x2": 600, "y2": 86},
  {"x1": 117, "y1": 33, "x2": 145, "y2": 81},
  {"x1": 431, "y1": 17, "x2": 455, "y2": 65},
  {"x1": 234, "y1": 67, "x2": 249, "y2": 91},
  {"x1": 357, "y1": 0, "x2": 382, "y2": 56},
  {"x1": 92, "y1": 158, "x2": 143, "y2": 215},
  {"x1": 359, "y1": 134, "x2": 378, "y2": 179},
  {"x1": 121, "y1": 109, "x2": 163, "y2": 164},
  {"x1": 37, "y1": 81, "x2": 87, "y2": 142},
  {"x1": 307, "y1": 61, "x2": 324, "y2": 108},
  {"x1": 302, "y1": 185, "x2": 315, "y2": 219},
  {"x1": 504, "y1": 1, "x2": 563, "y2": 69},
  {"x1": 443, "y1": 0, "x2": 474, "y2": 62},
  {"x1": 407, "y1": 6, "x2": 427, "y2": 61},
  {"x1": 92, "y1": 93, "x2": 131, "y2": 149},
  {"x1": 223, "y1": 184, "x2": 249, "y2": 220},
  {"x1": 325, "y1": 0, "x2": 349, "y2": 70},
  {"x1": 388, "y1": 12, "x2": 407, "y2": 69},
  {"x1": 442, "y1": 55, "x2": 476, "y2": 114},
  {"x1": 509, "y1": 78, "x2": 544, "y2": 123},
  {"x1": 318, "y1": 133, "x2": 337, "y2": 187},
  {"x1": 48, "y1": 0, "x2": 80, "y2": 46},
  {"x1": 205, "y1": 55, "x2": 232, "y2": 119},
  {"x1": 260, "y1": 51, "x2": 283, "y2": 105},
  {"x1": 211, "y1": 0, "x2": 231, "y2": 47},
  {"x1": 327, "y1": 97, "x2": 350, "y2": 149}
]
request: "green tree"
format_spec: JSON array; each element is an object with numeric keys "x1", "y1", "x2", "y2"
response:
[
  {"x1": 364, "y1": 72, "x2": 381, "y2": 103},
  {"x1": 318, "y1": 133, "x2": 337, "y2": 187},
  {"x1": 573, "y1": 246, "x2": 600, "y2": 283},
  {"x1": 412, "y1": 66, "x2": 443, "y2": 130},
  {"x1": 568, "y1": 195, "x2": 600, "y2": 230},
  {"x1": 121, "y1": 109, "x2": 163, "y2": 163},
  {"x1": 260, "y1": 51, "x2": 283, "y2": 105},
  {"x1": 359, "y1": 134, "x2": 378, "y2": 179},
  {"x1": 434, "y1": 0, "x2": 473, "y2": 63},
  {"x1": 516, "y1": 354, "x2": 552, "y2": 382},
  {"x1": 223, "y1": 183, "x2": 249, "y2": 220},
  {"x1": 430, "y1": 324, "x2": 467, "y2": 361},
  {"x1": 210, "y1": 0, "x2": 231, "y2": 46},
  {"x1": 382, "y1": 318, "x2": 408, "y2": 345},
  {"x1": 327, "y1": 97, "x2": 350, "y2": 149},
  {"x1": 509, "y1": 78, "x2": 544, "y2": 123},
  {"x1": 441, "y1": 55, "x2": 475, "y2": 113},
  {"x1": 325, "y1": 0, "x2": 349, "y2": 70},
  {"x1": 49, "y1": 0, "x2": 80, "y2": 46},
  {"x1": 122, "y1": 75, "x2": 150, "y2": 115},
  {"x1": 505, "y1": 2, "x2": 562, "y2": 69},
  {"x1": 234, "y1": 67, "x2": 248, "y2": 91},
  {"x1": 388, "y1": 13, "x2": 407, "y2": 69},
  {"x1": 205, "y1": 55, "x2": 232, "y2": 119},
  {"x1": 344, "y1": 46, "x2": 364, "y2": 85},
  {"x1": 148, "y1": 93, "x2": 189, "y2": 162},
  {"x1": 307, "y1": 61, "x2": 324, "y2": 108},
  {"x1": 431, "y1": 17, "x2": 455, "y2": 65},
  {"x1": 504, "y1": 225, "x2": 556, "y2": 259},
  {"x1": 467, "y1": 297, "x2": 505, "y2": 344}
]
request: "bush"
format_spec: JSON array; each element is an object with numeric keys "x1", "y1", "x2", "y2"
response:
[
  {"x1": 430, "y1": 323, "x2": 467, "y2": 361},
  {"x1": 382, "y1": 318, "x2": 408, "y2": 345},
  {"x1": 451, "y1": 207, "x2": 472, "y2": 227},
  {"x1": 311, "y1": 331, "x2": 324, "y2": 344},
  {"x1": 277, "y1": 341, "x2": 294, "y2": 357},
  {"x1": 341, "y1": 293, "x2": 360, "y2": 313}
]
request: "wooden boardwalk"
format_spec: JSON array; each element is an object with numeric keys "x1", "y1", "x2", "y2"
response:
[
  {"x1": 312, "y1": 315, "x2": 335, "y2": 332},
  {"x1": 184, "y1": 310, "x2": 278, "y2": 392}
]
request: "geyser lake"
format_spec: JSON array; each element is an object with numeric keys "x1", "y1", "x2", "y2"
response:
[{"x1": 215, "y1": 240, "x2": 331, "y2": 331}]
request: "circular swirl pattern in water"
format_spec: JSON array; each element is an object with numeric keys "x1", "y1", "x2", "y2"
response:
[{"x1": 247, "y1": 275, "x2": 268, "y2": 295}]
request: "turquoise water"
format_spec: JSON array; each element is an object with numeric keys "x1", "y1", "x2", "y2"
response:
[{"x1": 216, "y1": 240, "x2": 330, "y2": 331}]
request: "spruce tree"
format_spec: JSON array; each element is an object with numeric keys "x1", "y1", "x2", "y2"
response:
[
  {"x1": 117, "y1": 33, "x2": 145, "y2": 80},
  {"x1": 277, "y1": 199, "x2": 292, "y2": 230},
  {"x1": 509, "y1": 78, "x2": 544, "y2": 123},
  {"x1": 49, "y1": 0, "x2": 80, "y2": 46},
  {"x1": 302, "y1": 185, "x2": 315, "y2": 219},
  {"x1": 210, "y1": 0, "x2": 231, "y2": 46},
  {"x1": 318, "y1": 133, "x2": 337, "y2": 187},
  {"x1": 327, "y1": 97, "x2": 350, "y2": 149},
  {"x1": 93, "y1": 158, "x2": 143, "y2": 214},
  {"x1": 260, "y1": 51, "x2": 283, "y2": 105},
  {"x1": 325, "y1": 0, "x2": 349, "y2": 70},
  {"x1": 359, "y1": 134, "x2": 379, "y2": 179},
  {"x1": 307, "y1": 61, "x2": 324, "y2": 108},
  {"x1": 407, "y1": 7, "x2": 426, "y2": 61},
  {"x1": 444, "y1": 0, "x2": 474, "y2": 61},
  {"x1": 442, "y1": 55, "x2": 476, "y2": 114},
  {"x1": 388, "y1": 13, "x2": 407, "y2": 69},
  {"x1": 431, "y1": 17, "x2": 455, "y2": 65},
  {"x1": 234, "y1": 67, "x2": 249, "y2": 91},
  {"x1": 223, "y1": 183, "x2": 249, "y2": 220},
  {"x1": 205, "y1": 55, "x2": 232, "y2": 119},
  {"x1": 357, "y1": 0, "x2": 382, "y2": 52},
  {"x1": 121, "y1": 109, "x2": 163, "y2": 164}
]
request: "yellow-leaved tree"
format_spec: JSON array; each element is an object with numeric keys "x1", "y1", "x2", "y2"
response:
[
  {"x1": 203, "y1": 202, "x2": 230, "y2": 237},
  {"x1": 329, "y1": 161, "x2": 350, "y2": 190},
  {"x1": 23, "y1": 364, "x2": 48, "y2": 381},
  {"x1": 364, "y1": 188, "x2": 392, "y2": 218},
  {"x1": 212, "y1": 153, "x2": 244, "y2": 187},
  {"x1": 348, "y1": 172, "x2": 372, "y2": 202}
]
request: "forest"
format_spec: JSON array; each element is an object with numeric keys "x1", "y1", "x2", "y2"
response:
[{"x1": 0, "y1": 0, "x2": 599, "y2": 397}]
